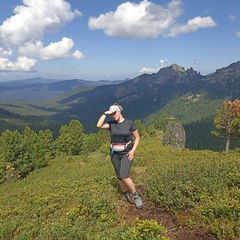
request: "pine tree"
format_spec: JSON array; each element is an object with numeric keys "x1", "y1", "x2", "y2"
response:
[
  {"x1": 212, "y1": 100, "x2": 240, "y2": 153},
  {"x1": 56, "y1": 120, "x2": 84, "y2": 156}
]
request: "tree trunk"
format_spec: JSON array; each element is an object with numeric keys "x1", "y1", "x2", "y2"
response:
[{"x1": 225, "y1": 134, "x2": 230, "y2": 153}]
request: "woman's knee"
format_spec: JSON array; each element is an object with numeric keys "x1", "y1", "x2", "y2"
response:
[{"x1": 119, "y1": 176, "x2": 129, "y2": 181}]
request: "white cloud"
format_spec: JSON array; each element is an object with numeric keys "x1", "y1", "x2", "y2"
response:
[
  {"x1": 72, "y1": 50, "x2": 85, "y2": 60},
  {"x1": 18, "y1": 41, "x2": 43, "y2": 58},
  {"x1": 88, "y1": 0, "x2": 217, "y2": 39},
  {"x1": 0, "y1": 56, "x2": 37, "y2": 71},
  {"x1": 19, "y1": 38, "x2": 84, "y2": 60},
  {"x1": 0, "y1": 0, "x2": 82, "y2": 71},
  {"x1": 167, "y1": 16, "x2": 217, "y2": 38},
  {"x1": 236, "y1": 32, "x2": 240, "y2": 38},
  {"x1": 40, "y1": 37, "x2": 74, "y2": 60},
  {"x1": 160, "y1": 59, "x2": 167, "y2": 67},
  {"x1": 139, "y1": 59, "x2": 167, "y2": 74},
  {"x1": 89, "y1": 0, "x2": 181, "y2": 39},
  {"x1": 0, "y1": 48, "x2": 13, "y2": 56},
  {"x1": 139, "y1": 67, "x2": 159, "y2": 74},
  {"x1": 0, "y1": 0, "x2": 81, "y2": 47}
]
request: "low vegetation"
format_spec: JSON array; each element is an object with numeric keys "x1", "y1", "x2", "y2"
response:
[
  {"x1": 0, "y1": 135, "x2": 240, "y2": 239},
  {"x1": 143, "y1": 141, "x2": 240, "y2": 239},
  {"x1": 0, "y1": 100, "x2": 240, "y2": 239},
  {"x1": 0, "y1": 148, "x2": 170, "y2": 240}
]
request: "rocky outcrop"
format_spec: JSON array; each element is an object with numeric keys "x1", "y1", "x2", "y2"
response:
[{"x1": 162, "y1": 117, "x2": 186, "y2": 149}]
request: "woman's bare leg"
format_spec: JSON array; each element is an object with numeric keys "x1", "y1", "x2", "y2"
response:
[{"x1": 119, "y1": 177, "x2": 136, "y2": 194}]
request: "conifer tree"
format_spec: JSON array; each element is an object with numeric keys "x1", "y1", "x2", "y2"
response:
[
  {"x1": 212, "y1": 100, "x2": 240, "y2": 153},
  {"x1": 56, "y1": 120, "x2": 84, "y2": 156},
  {"x1": 0, "y1": 129, "x2": 22, "y2": 180},
  {"x1": 38, "y1": 129, "x2": 55, "y2": 161}
]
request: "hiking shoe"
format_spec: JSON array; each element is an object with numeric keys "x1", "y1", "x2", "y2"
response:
[
  {"x1": 132, "y1": 193, "x2": 143, "y2": 210},
  {"x1": 119, "y1": 192, "x2": 131, "y2": 203}
]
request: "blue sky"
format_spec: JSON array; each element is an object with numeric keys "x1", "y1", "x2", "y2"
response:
[{"x1": 0, "y1": 0, "x2": 239, "y2": 82}]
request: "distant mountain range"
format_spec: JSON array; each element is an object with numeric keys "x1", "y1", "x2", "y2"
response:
[
  {"x1": 0, "y1": 77, "x2": 128, "y2": 101},
  {"x1": 0, "y1": 61, "x2": 240, "y2": 151}
]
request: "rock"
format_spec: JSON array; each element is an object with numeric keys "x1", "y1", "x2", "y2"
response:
[{"x1": 162, "y1": 117, "x2": 186, "y2": 149}]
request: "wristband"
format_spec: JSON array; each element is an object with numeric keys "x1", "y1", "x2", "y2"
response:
[{"x1": 103, "y1": 113, "x2": 107, "y2": 116}]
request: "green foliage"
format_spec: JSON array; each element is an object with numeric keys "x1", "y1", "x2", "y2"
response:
[
  {"x1": 1, "y1": 96, "x2": 240, "y2": 239},
  {"x1": 151, "y1": 93, "x2": 222, "y2": 125},
  {"x1": 135, "y1": 119, "x2": 149, "y2": 139},
  {"x1": 1, "y1": 135, "x2": 240, "y2": 239},
  {"x1": 130, "y1": 218, "x2": 169, "y2": 240},
  {"x1": 0, "y1": 102, "x2": 63, "y2": 138},
  {"x1": 0, "y1": 91, "x2": 237, "y2": 151},
  {"x1": 145, "y1": 93, "x2": 227, "y2": 150},
  {"x1": 143, "y1": 142, "x2": 240, "y2": 239},
  {"x1": 153, "y1": 116, "x2": 172, "y2": 132},
  {"x1": 95, "y1": 129, "x2": 111, "y2": 155},
  {"x1": 37, "y1": 129, "x2": 55, "y2": 161},
  {"x1": 0, "y1": 153, "x2": 169, "y2": 240},
  {"x1": 144, "y1": 116, "x2": 173, "y2": 141},
  {"x1": 0, "y1": 127, "x2": 54, "y2": 182},
  {"x1": 82, "y1": 133, "x2": 99, "y2": 156},
  {"x1": 56, "y1": 120, "x2": 84, "y2": 156},
  {"x1": 0, "y1": 129, "x2": 22, "y2": 164},
  {"x1": 212, "y1": 100, "x2": 240, "y2": 153},
  {"x1": 0, "y1": 119, "x2": 102, "y2": 184}
]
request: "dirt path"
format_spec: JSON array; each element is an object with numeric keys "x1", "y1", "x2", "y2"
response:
[{"x1": 117, "y1": 187, "x2": 217, "y2": 240}]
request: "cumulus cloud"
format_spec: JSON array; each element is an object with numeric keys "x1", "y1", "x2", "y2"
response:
[
  {"x1": 40, "y1": 37, "x2": 75, "y2": 60},
  {"x1": 72, "y1": 50, "x2": 85, "y2": 60},
  {"x1": 0, "y1": 57, "x2": 37, "y2": 71},
  {"x1": 0, "y1": 0, "x2": 82, "y2": 72},
  {"x1": 167, "y1": 16, "x2": 217, "y2": 37},
  {"x1": 18, "y1": 37, "x2": 85, "y2": 61},
  {"x1": 139, "y1": 59, "x2": 167, "y2": 74},
  {"x1": 88, "y1": 0, "x2": 217, "y2": 39},
  {"x1": 139, "y1": 67, "x2": 159, "y2": 74},
  {"x1": 0, "y1": 0, "x2": 81, "y2": 47},
  {"x1": 0, "y1": 48, "x2": 13, "y2": 56},
  {"x1": 159, "y1": 59, "x2": 167, "y2": 68}
]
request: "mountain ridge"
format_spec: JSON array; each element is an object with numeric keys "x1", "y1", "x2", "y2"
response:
[
  {"x1": 50, "y1": 60, "x2": 240, "y2": 151},
  {"x1": 1, "y1": 60, "x2": 240, "y2": 150},
  {"x1": 0, "y1": 78, "x2": 127, "y2": 101}
]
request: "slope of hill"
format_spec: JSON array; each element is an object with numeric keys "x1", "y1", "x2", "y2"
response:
[
  {"x1": 1, "y1": 137, "x2": 239, "y2": 239},
  {"x1": 1, "y1": 61, "x2": 240, "y2": 150}
]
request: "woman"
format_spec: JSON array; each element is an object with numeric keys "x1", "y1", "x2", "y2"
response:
[{"x1": 96, "y1": 103, "x2": 143, "y2": 210}]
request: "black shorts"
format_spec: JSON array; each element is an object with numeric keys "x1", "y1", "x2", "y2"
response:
[{"x1": 110, "y1": 152, "x2": 133, "y2": 179}]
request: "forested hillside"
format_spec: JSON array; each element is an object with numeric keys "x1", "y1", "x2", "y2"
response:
[
  {"x1": 147, "y1": 94, "x2": 240, "y2": 150},
  {"x1": 1, "y1": 102, "x2": 240, "y2": 239},
  {"x1": 1, "y1": 61, "x2": 240, "y2": 151}
]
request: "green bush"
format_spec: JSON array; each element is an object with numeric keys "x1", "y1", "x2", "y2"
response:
[
  {"x1": 144, "y1": 147, "x2": 240, "y2": 239},
  {"x1": 130, "y1": 218, "x2": 170, "y2": 240},
  {"x1": 1, "y1": 136, "x2": 240, "y2": 239},
  {"x1": 0, "y1": 152, "x2": 169, "y2": 240}
]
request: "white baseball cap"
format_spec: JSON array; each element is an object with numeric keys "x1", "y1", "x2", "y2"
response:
[{"x1": 109, "y1": 105, "x2": 121, "y2": 112}]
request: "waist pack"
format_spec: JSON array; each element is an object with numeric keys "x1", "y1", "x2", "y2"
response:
[{"x1": 110, "y1": 141, "x2": 131, "y2": 152}]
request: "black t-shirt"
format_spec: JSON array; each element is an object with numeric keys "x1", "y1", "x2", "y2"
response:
[{"x1": 108, "y1": 119, "x2": 137, "y2": 150}]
